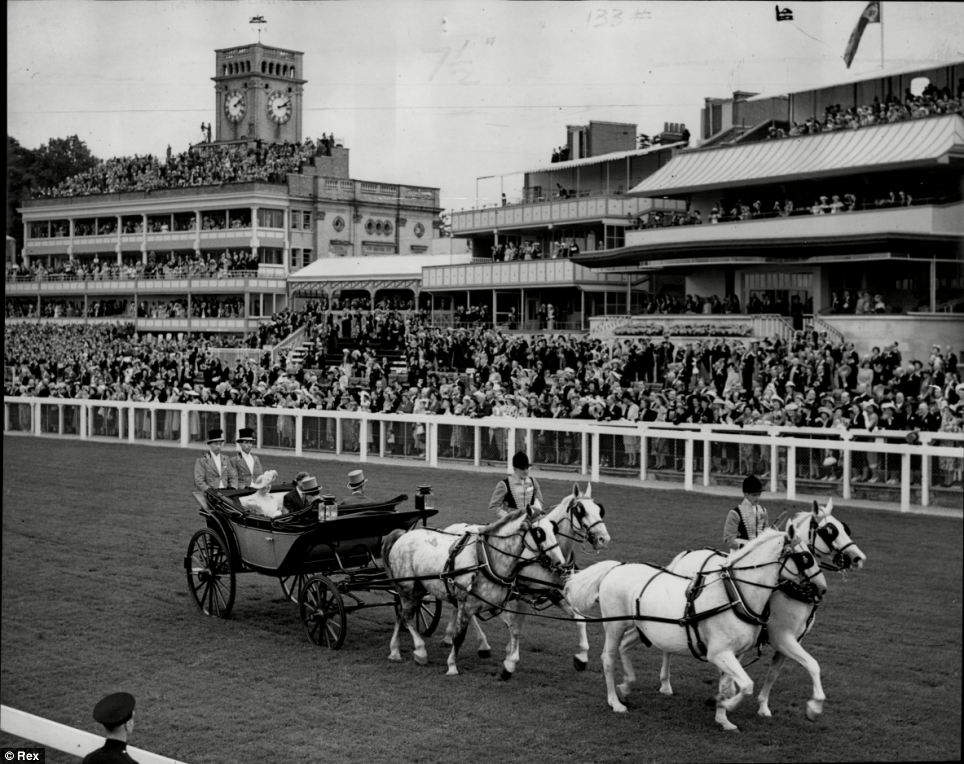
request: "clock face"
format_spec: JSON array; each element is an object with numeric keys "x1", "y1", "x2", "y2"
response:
[
  {"x1": 267, "y1": 90, "x2": 292, "y2": 124},
  {"x1": 224, "y1": 90, "x2": 246, "y2": 123}
]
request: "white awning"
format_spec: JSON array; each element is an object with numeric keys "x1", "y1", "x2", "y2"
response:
[{"x1": 628, "y1": 114, "x2": 964, "y2": 196}]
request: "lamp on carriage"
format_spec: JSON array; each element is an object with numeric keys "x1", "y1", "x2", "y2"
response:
[
  {"x1": 415, "y1": 484, "x2": 434, "y2": 513},
  {"x1": 320, "y1": 493, "x2": 337, "y2": 522}
]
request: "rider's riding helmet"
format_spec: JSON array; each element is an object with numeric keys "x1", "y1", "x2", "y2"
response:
[{"x1": 512, "y1": 451, "x2": 530, "y2": 470}]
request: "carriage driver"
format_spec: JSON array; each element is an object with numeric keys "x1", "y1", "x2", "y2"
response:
[
  {"x1": 488, "y1": 451, "x2": 545, "y2": 517},
  {"x1": 723, "y1": 474, "x2": 770, "y2": 550}
]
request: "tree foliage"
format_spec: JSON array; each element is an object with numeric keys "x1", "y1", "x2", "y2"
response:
[{"x1": 6, "y1": 134, "x2": 99, "y2": 255}]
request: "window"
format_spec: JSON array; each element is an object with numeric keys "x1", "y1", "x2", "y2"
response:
[
  {"x1": 259, "y1": 247, "x2": 284, "y2": 265},
  {"x1": 302, "y1": 211, "x2": 311, "y2": 230},
  {"x1": 257, "y1": 208, "x2": 284, "y2": 228}
]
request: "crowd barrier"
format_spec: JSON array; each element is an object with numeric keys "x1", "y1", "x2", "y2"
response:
[
  {"x1": 1, "y1": 704, "x2": 185, "y2": 763},
  {"x1": 4, "y1": 396, "x2": 962, "y2": 514}
]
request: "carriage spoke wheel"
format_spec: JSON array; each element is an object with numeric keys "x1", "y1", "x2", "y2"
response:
[
  {"x1": 279, "y1": 574, "x2": 308, "y2": 604},
  {"x1": 300, "y1": 576, "x2": 347, "y2": 649},
  {"x1": 185, "y1": 528, "x2": 236, "y2": 618},
  {"x1": 395, "y1": 593, "x2": 442, "y2": 637}
]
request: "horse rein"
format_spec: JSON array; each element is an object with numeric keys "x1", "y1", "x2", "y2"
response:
[{"x1": 557, "y1": 498, "x2": 606, "y2": 550}]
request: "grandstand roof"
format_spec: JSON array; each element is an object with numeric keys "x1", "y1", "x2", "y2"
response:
[
  {"x1": 628, "y1": 114, "x2": 964, "y2": 196},
  {"x1": 520, "y1": 141, "x2": 684, "y2": 175},
  {"x1": 291, "y1": 253, "x2": 472, "y2": 281}
]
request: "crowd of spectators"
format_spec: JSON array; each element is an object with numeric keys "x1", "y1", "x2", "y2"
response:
[
  {"x1": 32, "y1": 138, "x2": 328, "y2": 199},
  {"x1": 7, "y1": 249, "x2": 260, "y2": 283},
  {"x1": 7, "y1": 317, "x2": 961, "y2": 453},
  {"x1": 764, "y1": 84, "x2": 964, "y2": 140}
]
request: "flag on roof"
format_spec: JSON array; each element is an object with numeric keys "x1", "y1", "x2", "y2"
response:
[
  {"x1": 843, "y1": 1, "x2": 881, "y2": 68},
  {"x1": 249, "y1": 15, "x2": 266, "y2": 24},
  {"x1": 775, "y1": 6, "x2": 794, "y2": 22}
]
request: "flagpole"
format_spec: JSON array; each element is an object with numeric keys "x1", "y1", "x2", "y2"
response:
[{"x1": 879, "y1": 2, "x2": 884, "y2": 70}]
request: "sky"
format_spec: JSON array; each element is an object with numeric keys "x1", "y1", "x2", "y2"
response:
[{"x1": 8, "y1": 1, "x2": 964, "y2": 212}]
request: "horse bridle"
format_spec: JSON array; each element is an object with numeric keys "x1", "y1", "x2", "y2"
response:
[
  {"x1": 809, "y1": 516, "x2": 857, "y2": 572},
  {"x1": 562, "y1": 498, "x2": 606, "y2": 548}
]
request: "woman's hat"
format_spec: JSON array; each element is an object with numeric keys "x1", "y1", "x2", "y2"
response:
[
  {"x1": 299, "y1": 476, "x2": 321, "y2": 494},
  {"x1": 206, "y1": 428, "x2": 224, "y2": 443},
  {"x1": 250, "y1": 470, "x2": 277, "y2": 490},
  {"x1": 742, "y1": 475, "x2": 763, "y2": 494},
  {"x1": 512, "y1": 451, "x2": 530, "y2": 470},
  {"x1": 237, "y1": 427, "x2": 255, "y2": 442},
  {"x1": 347, "y1": 469, "x2": 368, "y2": 490}
]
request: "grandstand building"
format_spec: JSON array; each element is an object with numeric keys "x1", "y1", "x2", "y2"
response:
[
  {"x1": 10, "y1": 42, "x2": 964, "y2": 360},
  {"x1": 444, "y1": 61, "x2": 964, "y2": 358},
  {"x1": 11, "y1": 41, "x2": 444, "y2": 340}
]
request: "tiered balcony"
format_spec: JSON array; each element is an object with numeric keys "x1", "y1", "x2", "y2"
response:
[{"x1": 451, "y1": 194, "x2": 685, "y2": 234}]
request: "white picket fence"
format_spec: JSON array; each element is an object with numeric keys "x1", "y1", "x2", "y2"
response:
[{"x1": 4, "y1": 396, "x2": 962, "y2": 514}]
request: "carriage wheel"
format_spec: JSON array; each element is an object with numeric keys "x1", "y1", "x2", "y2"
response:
[
  {"x1": 300, "y1": 576, "x2": 347, "y2": 649},
  {"x1": 185, "y1": 528, "x2": 236, "y2": 618},
  {"x1": 395, "y1": 593, "x2": 442, "y2": 637},
  {"x1": 279, "y1": 574, "x2": 307, "y2": 604}
]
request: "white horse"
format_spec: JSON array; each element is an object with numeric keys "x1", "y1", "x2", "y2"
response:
[
  {"x1": 382, "y1": 505, "x2": 565, "y2": 676},
  {"x1": 442, "y1": 483, "x2": 611, "y2": 679},
  {"x1": 564, "y1": 524, "x2": 827, "y2": 729},
  {"x1": 658, "y1": 498, "x2": 866, "y2": 721}
]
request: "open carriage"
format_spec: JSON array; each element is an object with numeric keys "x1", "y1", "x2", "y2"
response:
[{"x1": 184, "y1": 485, "x2": 442, "y2": 649}]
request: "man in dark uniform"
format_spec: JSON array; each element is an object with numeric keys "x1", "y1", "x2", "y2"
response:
[{"x1": 82, "y1": 691, "x2": 138, "y2": 764}]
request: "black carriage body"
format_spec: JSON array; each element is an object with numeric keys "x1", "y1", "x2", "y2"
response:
[{"x1": 193, "y1": 486, "x2": 434, "y2": 577}]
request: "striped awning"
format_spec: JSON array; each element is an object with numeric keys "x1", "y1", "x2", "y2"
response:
[{"x1": 628, "y1": 114, "x2": 964, "y2": 196}]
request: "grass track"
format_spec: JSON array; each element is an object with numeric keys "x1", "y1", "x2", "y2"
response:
[{"x1": 2, "y1": 435, "x2": 961, "y2": 763}]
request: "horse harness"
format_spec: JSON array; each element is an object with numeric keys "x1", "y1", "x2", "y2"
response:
[{"x1": 625, "y1": 543, "x2": 819, "y2": 661}]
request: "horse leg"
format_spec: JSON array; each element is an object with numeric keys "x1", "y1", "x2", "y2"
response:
[
  {"x1": 499, "y1": 609, "x2": 522, "y2": 680},
  {"x1": 615, "y1": 628, "x2": 639, "y2": 700},
  {"x1": 472, "y1": 615, "x2": 492, "y2": 658},
  {"x1": 573, "y1": 619, "x2": 590, "y2": 671},
  {"x1": 391, "y1": 591, "x2": 429, "y2": 665},
  {"x1": 445, "y1": 604, "x2": 471, "y2": 676},
  {"x1": 760, "y1": 636, "x2": 825, "y2": 720},
  {"x1": 601, "y1": 624, "x2": 630, "y2": 713},
  {"x1": 708, "y1": 650, "x2": 755, "y2": 732},
  {"x1": 658, "y1": 652, "x2": 673, "y2": 696}
]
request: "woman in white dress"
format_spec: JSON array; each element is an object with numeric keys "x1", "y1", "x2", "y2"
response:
[{"x1": 240, "y1": 470, "x2": 281, "y2": 517}]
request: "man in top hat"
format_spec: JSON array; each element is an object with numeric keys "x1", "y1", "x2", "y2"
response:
[
  {"x1": 283, "y1": 474, "x2": 322, "y2": 514},
  {"x1": 488, "y1": 451, "x2": 545, "y2": 517},
  {"x1": 338, "y1": 469, "x2": 376, "y2": 512},
  {"x1": 194, "y1": 428, "x2": 237, "y2": 492},
  {"x1": 231, "y1": 426, "x2": 264, "y2": 489},
  {"x1": 82, "y1": 691, "x2": 138, "y2": 763},
  {"x1": 723, "y1": 475, "x2": 769, "y2": 551}
]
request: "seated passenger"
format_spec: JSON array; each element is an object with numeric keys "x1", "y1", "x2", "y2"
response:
[
  {"x1": 338, "y1": 469, "x2": 377, "y2": 512},
  {"x1": 283, "y1": 474, "x2": 322, "y2": 514},
  {"x1": 240, "y1": 470, "x2": 281, "y2": 517}
]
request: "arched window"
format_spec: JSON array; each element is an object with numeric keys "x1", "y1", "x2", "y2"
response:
[{"x1": 261, "y1": 61, "x2": 266, "y2": 73}]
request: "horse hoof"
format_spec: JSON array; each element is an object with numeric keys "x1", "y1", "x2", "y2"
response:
[
  {"x1": 499, "y1": 668, "x2": 513, "y2": 681},
  {"x1": 478, "y1": 649, "x2": 491, "y2": 659},
  {"x1": 719, "y1": 723, "x2": 740, "y2": 733},
  {"x1": 806, "y1": 701, "x2": 823, "y2": 721},
  {"x1": 573, "y1": 657, "x2": 588, "y2": 672},
  {"x1": 388, "y1": 653, "x2": 402, "y2": 663},
  {"x1": 757, "y1": 707, "x2": 773, "y2": 718},
  {"x1": 611, "y1": 703, "x2": 628, "y2": 714},
  {"x1": 445, "y1": 667, "x2": 459, "y2": 676},
  {"x1": 413, "y1": 653, "x2": 429, "y2": 666}
]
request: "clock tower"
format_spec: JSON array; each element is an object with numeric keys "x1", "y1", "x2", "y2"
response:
[{"x1": 213, "y1": 43, "x2": 305, "y2": 143}]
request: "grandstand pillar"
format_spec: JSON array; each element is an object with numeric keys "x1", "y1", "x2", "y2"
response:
[
  {"x1": 295, "y1": 415, "x2": 303, "y2": 457},
  {"x1": 929, "y1": 259, "x2": 937, "y2": 312},
  {"x1": 683, "y1": 438, "x2": 694, "y2": 490},
  {"x1": 786, "y1": 447, "x2": 797, "y2": 500}
]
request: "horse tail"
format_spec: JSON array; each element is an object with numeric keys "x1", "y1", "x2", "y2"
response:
[
  {"x1": 381, "y1": 528, "x2": 406, "y2": 576},
  {"x1": 564, "y1": 560, "x2": 623, "y2": 614}
]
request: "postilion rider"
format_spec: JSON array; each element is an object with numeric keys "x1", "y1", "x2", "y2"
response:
[
  {"x1": 723, "y1": 474, "x2": 770, "y2": 550},
  {"x1": 488, "y1": 451, "x2": 545, "y2": 517}
]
